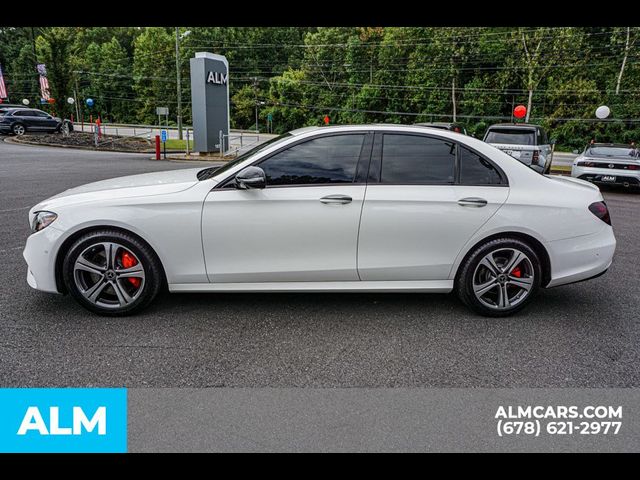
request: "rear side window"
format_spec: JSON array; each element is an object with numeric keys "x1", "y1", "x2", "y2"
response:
[
  {"x1": 381, "y1": 134, "x2": 455, "y2": 184},
  {"x1": 259, "y1": 134, "x2": 365, "y2": 186},
  {"x1": 13, "y1": 110, "x2": 30, "y2": 117},
  {"x1": 459, "y1": 146, "x2": 505, "y2": 185},
  {"x1": 485, "y1": 129, "x2": 535, "y2": 146}
]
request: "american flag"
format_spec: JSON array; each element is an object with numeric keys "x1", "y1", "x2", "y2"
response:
[
  {"x1": 37, "y1": 63, "x2": 50, "y2": 101},
  {"x1": 0, "y1": 64, "x2": 7, "y2": 99}
]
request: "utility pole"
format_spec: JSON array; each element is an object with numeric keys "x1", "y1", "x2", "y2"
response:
[
  {"x1": 175, "y1": 27, "x2": 183, "y2": 140},
  {"x1": 253, "y1": 77, "x2": 259, "y2": 133},
  {"x1": 74, "y1": 76, "x2": 81, "y2": 125}
]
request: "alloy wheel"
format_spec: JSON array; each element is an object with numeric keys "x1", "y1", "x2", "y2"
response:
[
  {"x1": 472, "y1": 247, "x2": 534, "y2": 310},
  {"x1": 73, "y1": 242, "x2": 145, "y2": 309},
  {"x1": 13, "y1": 125, "x2": 25, "y2": 135}
]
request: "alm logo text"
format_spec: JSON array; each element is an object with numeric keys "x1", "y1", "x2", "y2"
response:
[{"x1": 17, "y1": 406, "x2": 106, "y2": 436}]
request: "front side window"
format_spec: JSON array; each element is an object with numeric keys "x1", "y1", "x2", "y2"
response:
[
  {"x1": 381, "y1": 134, "x2": 455, "y2": 184},
  {"x1": 259, "y1": 134, "x2": 365, "y2": 186},
  {"x1": 459, "y1": 146, "x2": 504, "y2": 185},
  {"x1": 31, "y1": 110, "x2": 50, "y2": 118}
]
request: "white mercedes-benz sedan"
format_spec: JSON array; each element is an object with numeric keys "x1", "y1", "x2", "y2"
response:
[{"x1": 23, "y1": 125, "x2": 616, "y2": 317}]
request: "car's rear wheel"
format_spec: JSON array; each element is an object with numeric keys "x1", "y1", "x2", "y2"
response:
[
  {"x1": 62, "y1": 230, "x2": 163, "y2": 316},
  {"x1": 12, "y1": 123, "x2": 25, "y2": 135},
  {"x1": 456, "y1": 238, "x2": 542, "y2": 317}
]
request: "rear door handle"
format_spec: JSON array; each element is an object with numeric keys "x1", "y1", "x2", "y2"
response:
[
  {"x1": 320, "y1": 194, "x2": 353, "y2": 205},
  {"x1": 458, "y1": 197, "x2": 488, "y2": 207}
]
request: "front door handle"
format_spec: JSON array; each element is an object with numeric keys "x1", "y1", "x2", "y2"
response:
[
  {"x1": 320, "y1": 194, "x2": 353, "y2": 205},
  {"x1": 458, "y1": 197, "x2": 488, "y2": 207}
]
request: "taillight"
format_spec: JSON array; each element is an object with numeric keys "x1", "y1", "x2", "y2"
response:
[
  {"x1": 532, "y1": 150, "x2": 540, "y2": 164},
  {"x1": 627, "y1": 164, "x2": 639, "y2": 170},
  {"x1": 588, "y1": 201, "x2": 612, "y2": 226},
  {"x1": 577, "y1": 161, "x2": 596, "y2": 167}
]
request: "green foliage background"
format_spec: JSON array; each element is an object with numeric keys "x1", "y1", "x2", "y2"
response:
[{"x1": 1, "y1": 26, "x2": 638, "y2": 149}]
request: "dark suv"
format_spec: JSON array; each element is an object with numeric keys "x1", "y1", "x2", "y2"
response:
[
  {"x1": 0, "y1": 108, "x2": 66, "y2": 135},
  {"x1": 483, "y1": 123, "x2": 554, "y2": 173}
]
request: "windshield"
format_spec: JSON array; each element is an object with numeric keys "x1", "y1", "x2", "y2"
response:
[
  {"x1": 586, "y1": 146, "x2": 639, "y2": 158},
  {"x1": 197, "y1": 133, "x2": 292, "y2": 180},
  {"x1": 485, "y1": 129, "x2": 535, "y2": 146}
]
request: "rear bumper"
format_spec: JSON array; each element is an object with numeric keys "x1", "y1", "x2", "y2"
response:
[
  {"x1": 545, "y1": 226, "x2": 616, "y2": 288},
  {"x1": 572, "y1": 166, "x2": 640, "y2": 186}
]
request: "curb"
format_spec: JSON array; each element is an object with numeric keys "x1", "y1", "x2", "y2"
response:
[{"x1": 2, "y1": 136, "x2": 183, "y2": 155}]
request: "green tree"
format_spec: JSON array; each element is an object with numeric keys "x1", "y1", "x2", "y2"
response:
[
  {"x1": 132, "y1": 27, "x2": 175, "y2": 124},
  {"x1": 35, "y1": 27, "x2": 77, "y2": 117}
]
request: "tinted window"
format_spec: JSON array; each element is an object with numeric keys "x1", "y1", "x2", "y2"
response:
[
  {"x1": 381, "y1": 134, "x2": 455, "y2": 184},
  {"x1": 586, "y1": 146, "x2": 640, "y2": 158},
  {"x1": 459, "y1": 146, "x2": 504, "y2": 185},
  {"x1": 485, "y1": 129, "x2": 535, "y2": 145},
  {"x1": 31, "y1": 110, "x2": 50, "y2": 118},
  {"x1": 198, "y1": 133, "x2": 293, "y2": 181},
  {"x1": 13, "y1": 110, "x2": 31, "y2": 117},
  {"x1": 259, "y1": 134, "x2": 364, "y2": 186}
]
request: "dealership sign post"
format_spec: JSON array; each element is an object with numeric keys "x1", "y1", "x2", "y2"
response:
[{"x1": 190, "y1": 52, "x2": 229, "y2": 154}]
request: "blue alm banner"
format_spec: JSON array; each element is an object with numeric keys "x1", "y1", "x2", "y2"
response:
[{"x1": 0, "y1": 388, "x2": 127, "y2": 453}]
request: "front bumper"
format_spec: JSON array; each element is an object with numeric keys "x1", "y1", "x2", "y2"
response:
[
  {"x1": 572, "y1": 165, "x2": 640, "y2": 187},
  {"x1": 23, "y1": 226, "x2": 65, "y2": 293},
  {"x1": 545, "y1": 225, "x2": 616, "y2": 288}
]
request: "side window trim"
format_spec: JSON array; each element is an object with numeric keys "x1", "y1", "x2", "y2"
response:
[{"x1": 214, "y1": 131, "x2": 373, "y2": 190}]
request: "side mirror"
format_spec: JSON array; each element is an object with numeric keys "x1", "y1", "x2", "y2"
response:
[
  {"x1": 550, "y1": 138, "x2": 557, "y2": 145},
  {"x1": 47, "y1": 115, "x2": 53, "y2": 119},
  {"x1": 572, "y1": 149, "x2": 579, "y2": 154},
  {"x1": 235, "y1": 166, "x2": 266, "y2": 189}
]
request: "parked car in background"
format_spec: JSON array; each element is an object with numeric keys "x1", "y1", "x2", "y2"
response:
[
  {"x1": 0, "y1": 103, "x2": 27, "y2": 112},
  {"x1": 24, "y1": 124, "x2": 615, "y2": 318},
  {"x1": 415, "y1": 122, "x2": 467, "y2": 135},
  {"x1": 0, "y1": 107, "x2": 72, "y2": 135},
  {"x1": 483, "y1": 124, "x2": 553, "y2": 173},
  {"x1": 571, "y1": 143, "x2": 640, "y2": 189}
]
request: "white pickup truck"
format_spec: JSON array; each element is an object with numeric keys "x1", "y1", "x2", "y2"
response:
[{"x1": 483, "y1": 124, "x2": 554, "y2": 174}]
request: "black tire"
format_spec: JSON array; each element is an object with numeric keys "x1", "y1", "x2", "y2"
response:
[
  {"x1": 456, "y1": 237, "x2": 542, "y2": 317},
  {"x1": 11, "y1": 123, "x2": 26, "y2": 135},
  {"x1": 62, "y1": 229, "x2": 163, "y2": 316}
]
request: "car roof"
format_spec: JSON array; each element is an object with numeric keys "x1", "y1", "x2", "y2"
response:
[
  {"x1": 414, "y1": 122, "x2": 459, "y2": 127},
  {"x1": 290, "y1": 124, "x2": 469, "y2": 136}
]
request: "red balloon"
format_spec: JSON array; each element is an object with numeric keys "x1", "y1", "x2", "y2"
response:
[
  {"x1": 514, "y1": 105, "x2": 527, "y2": 119},
  {"x1": 48, "y1": 98, "x2": 56, "y2": 104},
  {"x1": 0, "y1": 98, "x2": 3, "y2": 104}
]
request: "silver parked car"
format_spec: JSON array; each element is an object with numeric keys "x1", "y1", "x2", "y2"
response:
[
  {"x1": 571, "y1": 143, "x2": 640, "y2": 189},
  {"x1": 483, "y1": 124, "x2": 554, "y2": 173}
]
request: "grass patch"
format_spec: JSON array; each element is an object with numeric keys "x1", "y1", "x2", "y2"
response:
[{"x1": 162, "y1": 139, "x2": 192, "y2": 150}]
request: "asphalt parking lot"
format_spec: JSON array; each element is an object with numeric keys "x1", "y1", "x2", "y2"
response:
[{"x1": 1, "y1": 139, "x2": 639, "y2": 388}]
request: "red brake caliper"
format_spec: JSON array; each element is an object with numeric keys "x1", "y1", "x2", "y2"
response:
[
  {"x1": 511, "y1": 266, "x2": 522, "y2": 278},
  {"x1": 121, "y1": 251, "x2": 141, "y2": 288}
]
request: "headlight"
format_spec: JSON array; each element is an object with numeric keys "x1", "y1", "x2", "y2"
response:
[{"x1": 31, "y1": 211, "x2": 58, "y2": 232}]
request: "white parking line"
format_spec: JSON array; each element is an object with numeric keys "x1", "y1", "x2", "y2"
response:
[
  {"x1": 0, "y1": 206, "x2": 30, "y2": 213},
  {"x1": 0, "y1": 246, "x2": 23, "y2": 254}
]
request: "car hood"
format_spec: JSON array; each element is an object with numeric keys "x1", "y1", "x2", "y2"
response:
[{"x1": 33, "y1": 168, "x2": 204, "y2": 211}]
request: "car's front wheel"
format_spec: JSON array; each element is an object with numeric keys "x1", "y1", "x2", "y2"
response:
[
  {"x1": 456, "y1": 238, "x2": 542, "y2": 317},
  {"x1": 62, "y1": 230, "x2": 163, "y2": 316}
]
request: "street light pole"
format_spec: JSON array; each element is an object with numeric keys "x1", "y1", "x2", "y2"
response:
[{"x1": 175, "y1": 27, "x2": 183, "y2": 141}]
